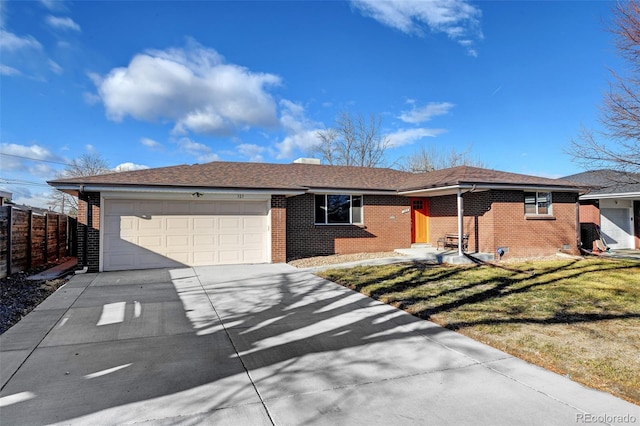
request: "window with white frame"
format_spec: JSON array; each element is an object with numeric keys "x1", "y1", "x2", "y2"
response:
[
  {"x1": 315, "y1": 194, "x2": 363, "y2": 224},
  {"x1": 524, "y1": 192, "x2": 552, "y2": 215}
]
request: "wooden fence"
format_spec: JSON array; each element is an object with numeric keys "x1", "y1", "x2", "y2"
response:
[{"x1": 0, "y1": 206, "x2": 75, "y2": 279}]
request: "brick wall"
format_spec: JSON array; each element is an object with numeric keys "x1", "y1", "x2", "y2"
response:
[
  {"x1": 78, "y1": 192, "x2": 101, "y2": 272},
  {"x1": 286, "y1": 194, "x2": 410, "y2": 260},
  {"x1": 429, "y1": 190, "x2": 579, "y2": 258},
  {"x1": 429, "y1": 191, "x2": 494, "y2": 253},
  {"x1": 271, "y1": 195, "x2": 287, "y2": 262},
  {"x1": 491, "y1": 191, "x2": 578, "y2": 257}
]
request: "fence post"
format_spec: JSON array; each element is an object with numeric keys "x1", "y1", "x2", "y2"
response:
[
  {"x1": 26, "y1": 209, "x2": 33, "y2": 270},
  {"x1": 6, "y1": 206, "x2": 12, "y2": 276},
  {"x1": 43, "y1": 213, "x2": 48, "y2": 264},
  {"x1": 56, "y1": 214, "x2": 61, "y2": 259}
]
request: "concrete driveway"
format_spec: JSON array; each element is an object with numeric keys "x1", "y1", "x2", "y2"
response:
[{"x1": 1, "y1": 264, "x2": 638, "y2": 425}]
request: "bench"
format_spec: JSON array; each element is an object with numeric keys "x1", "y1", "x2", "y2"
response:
[{"x1": 437, "y1": 233, "x2": 469, "y2": 251}]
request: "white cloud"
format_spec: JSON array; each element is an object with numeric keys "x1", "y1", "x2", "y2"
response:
[
  {"x1": 276, "y1": 130, "x2": 321, "y2": 159},
  {"x1": 275, "y1": 100, "x2": 323, "y2": 159},
  {"x1": 83, "y1": 91, "x2": 101, "y2": 105},
  {"x1": 0, "y1": 29, "x2": 42, "y2": 51},
  {"x1": 399, "y1": 101, "x2": 454, "y2": 124},
  {"x1": 4, "y1": 186, "x2": 52, "y2": 210},
  {"x1": 39, "y1": 0, "x2": 69, "y2": 12},
  {"x1": 236, "y1": 143, "x2": 266, "y2": 162},
  {"x1": 0, "y1": 64, "x2": 21, "y2": 76},
  {"x1": 46, "y1": 16, "x2": 81, "y2": 32},
  {"x1": 176, "y1": 137, "x2": 220, "y2": 163},
  {"x1": 113, "y1": 162, "x2": 150, "y2": 172},
  {"x1": 140, "y1": 137, "x2": 163, "y2": 149},
  {"x1": 0, "y1": 143, "x2": 65, "y2": 177},
  {"x1": 48, "y1": 59, "x2": 63, "y2": 74},
  {"x1": 92, "y1": 39, "x2": 281, "y2": 137},
  {"x1": 85, "y1": 144, "x2": 95, "y2": 152},
  {"x1": 351, "y1": 0, "x2": 482, "y2": 55},
  {"x1": 387, "y1": 127, "x2": 447, "y2": 147}
]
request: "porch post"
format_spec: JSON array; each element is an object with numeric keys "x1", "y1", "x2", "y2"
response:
[{"x1": 457, "y1": 188, "x2": 464, "y2": 256}]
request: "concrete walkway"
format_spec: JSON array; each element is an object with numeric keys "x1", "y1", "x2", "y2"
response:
[{"x1": 1, "y1": 264, "x2": 638, "y2": 425}]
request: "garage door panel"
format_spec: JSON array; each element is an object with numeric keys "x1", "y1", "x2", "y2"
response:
[
  {"x1": 165, "y1": 203, "x2": 190, "y2": 215},
  {"x1": 243, "y1": 249, "x2": 266, "y2": 263},
  {"x1": 219, "y1": 250, "x2": 242, "y2": 263},
  {"x1": 165, "y1": 252, "x2": 191, "y2": 264},
  {"x1": 107, "y1": 254, "x2": 137, "y2": 270},
  {"x1": 193, "y1": 252, "x2": 217, "y2": 264},
  {"x1": 166, "y1": 217, "x2": 191, "y2": 231},
  {"x1": 103, "y1": 199, "x2": 269, "y2": 271},
  {"x1": 244, "y1": 216, "x2": 266, "y2": 227},
  {"x1": 138, "y1": 218, "x2": 163, "y2": 231},
  {"x1": 193, "y1": 234, "x2": 216, "y2": 246},
  {"x1": 167, "y1": 235, "x2": 191, "y2": 247},
  {"x1": 138, "y1": 235, "x2": 163, "y2": 247},
  {"x1": 106, "y1": 201, "x2": 135, "y2": 215},
  {"x1": 111, "y1": 217, "x2": 134, "y2": 232},
  {"x1": 219, "y1": 234, "x2": 241, "y2": 245},
  {"x1": 104, "y1": 236, "x2": 136, "y2": 251},
  {"x1": 243, "y1": 233, "x2": 266, "y2": 245},
  {"x1": 219, "y1": 217, "x2": 241, "y2": 230}
]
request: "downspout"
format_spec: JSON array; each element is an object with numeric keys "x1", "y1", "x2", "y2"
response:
[
  {"x1": 576, "y1": 196, "x2": 581, "y2": 253},
  {"x1": 80, "y1": 185, "x2": 88, "y2": 269},
  {"x1": 457, "y1": 188, "x2": 464, "y2": 256}
]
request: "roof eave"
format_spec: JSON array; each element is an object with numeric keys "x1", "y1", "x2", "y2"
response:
[
  {"x1": 48, "y1": 183, "x2": 305, "y2": 196},
  {"x1": 580, "y1": 191, "x2": 640, "y2": 200},
  {"x1": 398, "y1": 182, "x2": 583, "y2": 197}
]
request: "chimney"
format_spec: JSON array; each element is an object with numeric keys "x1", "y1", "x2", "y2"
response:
[{"x1": 293, "y1": 158, "x2": 321, "y2": 165}]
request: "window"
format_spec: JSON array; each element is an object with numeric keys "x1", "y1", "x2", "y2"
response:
[
  {"x1": 524, "y1": 192, "x2": 552, "y2": 215},
  {"x1": 315, "y1": 194, "x2": 363, "y2": 224}
]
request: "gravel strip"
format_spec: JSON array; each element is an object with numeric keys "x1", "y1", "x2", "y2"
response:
[
  {"x1": 288, "y1": 251, "x2": 407, "y2": 268},
  {"x1": 0, "y1": 259, "x2": 72, "y2": 334}
]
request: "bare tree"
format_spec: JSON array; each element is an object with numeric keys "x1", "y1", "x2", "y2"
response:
[
  {"x1": 315, "y1": 112, "x2": 391, "y2": 167},
  {"x1": 48, "y1": 153, "x2": 111, "y2": 216},
  {"x1": 569, "y1": 0, "x2": 640, "y2": 177},
  {"x1": 401, "y1": 145, "x2": 486, "y2": 172}
]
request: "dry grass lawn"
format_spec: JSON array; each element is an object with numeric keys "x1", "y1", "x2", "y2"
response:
[{"x1": 317, "y1": 257, "x2": 640, "y2": 405}]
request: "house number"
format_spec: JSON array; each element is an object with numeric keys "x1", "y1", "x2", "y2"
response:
[{"x1": 237, "y1": 194, "x2": 244, "y2": 199}]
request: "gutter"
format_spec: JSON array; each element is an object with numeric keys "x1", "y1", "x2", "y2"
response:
[
  {"x1": 398, "y1": 183, "x2": 583, "y2": 196},
  {"x1": 579, "y1": 191, "x2": 640, "y2": 200},
  {"x1": 50, "y1": 184, "x2": 305, "y2": 197}
]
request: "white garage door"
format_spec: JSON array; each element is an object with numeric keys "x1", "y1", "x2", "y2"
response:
[
  {"x1": 600, "y1": 208, "x2": 633, "y2": 249},
  {"x1": 103, "y1": 199, "x2": 269, "y2": 271}
]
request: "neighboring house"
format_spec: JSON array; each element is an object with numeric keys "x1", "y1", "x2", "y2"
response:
[
  {"x1": 48, "y1": 160, "x2": 585, "y2": 272},
  {"x1": 563, "y1": 170, "x2": 640, "y2": 250},
  {"x1": 0, "y1": 190, "x2": 12, "y2": 206}
]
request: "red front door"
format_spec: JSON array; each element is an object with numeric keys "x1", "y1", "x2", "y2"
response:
[{"x1": 411, "y1": 198, "x2": 430, "y2": 243}]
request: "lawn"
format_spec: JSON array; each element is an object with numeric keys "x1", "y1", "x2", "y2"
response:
[{"x1": 317, "y1": 257, "x2": 640, "y2": 405}]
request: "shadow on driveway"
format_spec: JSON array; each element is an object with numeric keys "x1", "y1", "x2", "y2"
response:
[{"x1": 1, "y1": 264, "x2": 638, "y2": 425}]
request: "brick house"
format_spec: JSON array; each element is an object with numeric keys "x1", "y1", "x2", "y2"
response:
[
  {"x1": 563, "y1": 170, "x2": 640, "y2": 250},
  {"x1": 49, "y1": 160, "x2": 584, "y2": 272}
]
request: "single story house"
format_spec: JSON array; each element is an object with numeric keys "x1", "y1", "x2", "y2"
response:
[
  {"x1": 563, "y1": 169, "x2": 640, "y2": 250},
  {"x1": 48, "y1": 160, "x2": 586, "y2": 272},
  {"x1": 0, "y1": 190, "x2": 12, "y2": 206}
]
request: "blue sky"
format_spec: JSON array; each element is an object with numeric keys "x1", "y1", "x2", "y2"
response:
[{"x1": 0, "y1": 0, "x2": 621, "y2": 208}]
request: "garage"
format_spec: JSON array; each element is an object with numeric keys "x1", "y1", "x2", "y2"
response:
[
  {"x1": 102, "y1": 199, "x2": 270, "y2": 271},
  {"x1": 600, "y1": 207, "x2": 633, "y2": 249}
]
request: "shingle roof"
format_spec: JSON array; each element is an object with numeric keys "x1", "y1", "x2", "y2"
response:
[
  {"x1": 562, "y1": 169, "x2": 640, "y2": 195},
  {"x1": 399, "y1": 165, "x2": 583, "y2": 191},
  {"x1": 48, "y1": 162, "x2": 412, "y2": 191},
  {"x1": 48, "y1": 161, "x2": 585, "y2": 193}
]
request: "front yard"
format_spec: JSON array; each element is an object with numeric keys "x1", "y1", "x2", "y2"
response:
[{"x1": 317, "y1": 257, "x2": 640, "y2": 405}]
